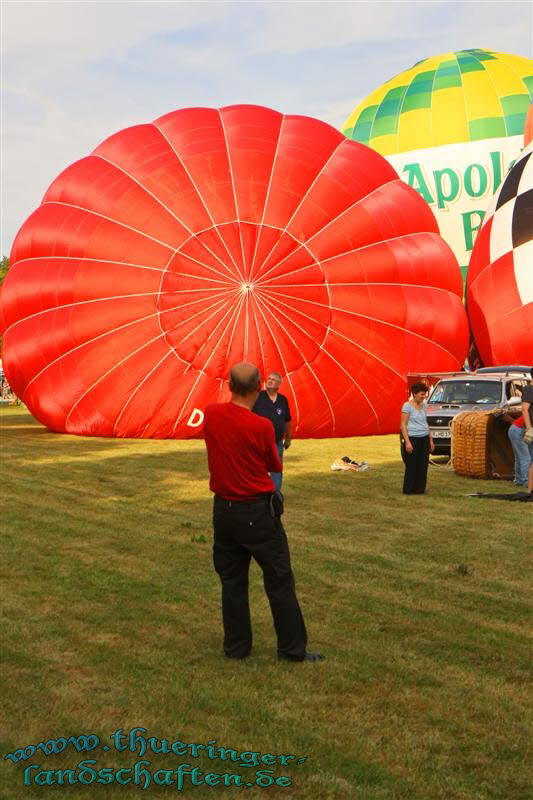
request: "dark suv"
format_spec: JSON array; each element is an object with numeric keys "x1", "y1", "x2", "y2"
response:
[{"x1": 425, "y1": 371, "x2": 529, "y2": 456}]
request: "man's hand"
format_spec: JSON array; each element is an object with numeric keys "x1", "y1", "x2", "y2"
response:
[
  {"x1": 283, "y1": 438, "x2": 291, "y2": 450},
  {"x1": 429, "y1": 439, "x2": 435, "y2": 453},
  {"x1": 524, "y1": 427, "x2": 533, "y2": 445}
]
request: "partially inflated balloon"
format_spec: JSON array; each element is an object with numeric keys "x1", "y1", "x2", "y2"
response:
[
  {"x1": 343, "y1": 49, "x2": 533, "y2": 280},
  {"x1": 1, "y1": 105, "x2": 468, "y2": 438},
  {"x1": 466, "y1": 141, "x2": 533, "y2": 365}
]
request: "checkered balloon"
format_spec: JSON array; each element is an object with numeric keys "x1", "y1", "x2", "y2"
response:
[{"x1": 466, "y1": 141, "x2": 533, "y2": 364}]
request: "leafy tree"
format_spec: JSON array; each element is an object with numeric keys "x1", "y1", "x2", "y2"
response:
[{"x1": 0, "y1": 256, "x2": 9, "y2": 285}]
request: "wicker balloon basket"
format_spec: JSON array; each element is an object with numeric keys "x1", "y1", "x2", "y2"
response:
[{"x1": 451, "y1": 411, "x2": 515, "y2": 479}]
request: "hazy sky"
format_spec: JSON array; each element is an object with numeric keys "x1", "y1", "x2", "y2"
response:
[{"x1": 2, "y1": 0, "x2": 532, "y2": 253}]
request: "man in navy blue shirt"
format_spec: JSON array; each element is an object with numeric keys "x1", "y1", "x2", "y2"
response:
[{"x1": 252, "y1": 372, "x2": 292, "y2": 491}]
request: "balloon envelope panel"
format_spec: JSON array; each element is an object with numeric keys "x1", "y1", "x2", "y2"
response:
[
  {"x1": 466, "y1": 141, "x2": 533, "y2": 365},
  {"x1": 1, "y1": 105, "x2": 468, "y2": 438}
]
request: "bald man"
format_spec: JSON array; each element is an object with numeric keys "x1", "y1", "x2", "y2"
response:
[{"x1": 203, "y1": 362, "x2": 323, "y2": 662}]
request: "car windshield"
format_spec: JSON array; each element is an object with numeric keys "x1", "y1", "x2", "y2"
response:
[{"x1": 428, "y1": 381, "x2": 501, "y2": 404}]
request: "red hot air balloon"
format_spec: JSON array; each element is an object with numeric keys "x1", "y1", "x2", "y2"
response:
[
  {"x1": 466, "y1": 141, "x2": 533, "y2": 366},
  {"x1": 1, "y1": 105, "x2": 468, "y2": 438}
]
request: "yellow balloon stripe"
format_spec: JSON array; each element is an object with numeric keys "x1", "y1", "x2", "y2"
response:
[{"x1": 430, "y1": 87, "x2": 469, "y2": 146}]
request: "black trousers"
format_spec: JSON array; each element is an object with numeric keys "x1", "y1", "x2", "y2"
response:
[
  {"x1": 212, "y1": 496, "x2": 307, "y2": 659},
  {"x1": 401, "y1": 435, "x2": 430, "y2": 494}
]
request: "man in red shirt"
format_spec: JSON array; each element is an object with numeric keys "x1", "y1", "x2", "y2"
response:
[{"x1": 204, "y1": 361, "x2": 323, "y2": 662}]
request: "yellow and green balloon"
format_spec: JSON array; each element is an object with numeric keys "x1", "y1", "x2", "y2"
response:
[{"x1": 342, "y1": 49, "x2": 533, "y2": 279}]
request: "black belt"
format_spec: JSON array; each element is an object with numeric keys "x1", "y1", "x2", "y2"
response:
[{"x1": 214, "y1": 493, "x2": 271, "y2": 509}]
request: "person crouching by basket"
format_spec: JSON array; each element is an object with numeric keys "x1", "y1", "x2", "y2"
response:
[{"x1": 400, "y1": 383, "x2": 435, "y2": 495}]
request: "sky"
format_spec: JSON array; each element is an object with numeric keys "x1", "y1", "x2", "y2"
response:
[{"x1": 1, "y1": 0, "x2": 532, "y2": 254}]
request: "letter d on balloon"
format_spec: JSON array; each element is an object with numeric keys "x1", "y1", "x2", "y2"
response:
[{"x1": 187, "y1": 408, "x2": 204, "y2": 428}]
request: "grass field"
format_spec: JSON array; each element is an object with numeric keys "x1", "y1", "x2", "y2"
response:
[{"x1": 1, "y1": 406, "x2": 531, "y2": 800}]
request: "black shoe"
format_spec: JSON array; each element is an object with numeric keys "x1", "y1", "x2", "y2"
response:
[
  {"x1": 225, "y1": 653, "x2": 250, "y2": 660},
  {"x1": 278, "y1": 651, "x2": 325, "y2": 662},
  {"x1": 302, "y1": 652, "x2": 325, "y2": 662}
]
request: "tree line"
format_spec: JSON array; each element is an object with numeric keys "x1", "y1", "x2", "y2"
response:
[{"x1": 0, "y1": 256, "x2": 8, "y2": 284}]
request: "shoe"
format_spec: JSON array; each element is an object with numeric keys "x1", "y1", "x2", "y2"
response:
[
  {"x1": 225, "y1": 652, "x2": 250, "y2": 660},
  {"x1": 301, "y1": 652, "x2": 325, "y2": 662},
  {"x1": 278, "y1": 652, "x2": 325, "y2": 662}
]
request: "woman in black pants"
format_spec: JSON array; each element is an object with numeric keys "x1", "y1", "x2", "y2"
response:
[{"x1": 400, "y1": 383, "x2": 435, "y2": 494}]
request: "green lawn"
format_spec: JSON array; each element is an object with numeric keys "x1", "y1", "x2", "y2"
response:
[{"x1": 1, "y1": 406, "x2": 531, "y2": 800}]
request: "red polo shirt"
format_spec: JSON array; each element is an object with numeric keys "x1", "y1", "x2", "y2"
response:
[{"x1": 204, "y1": 402, "x2": 282, "y2": 500}]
